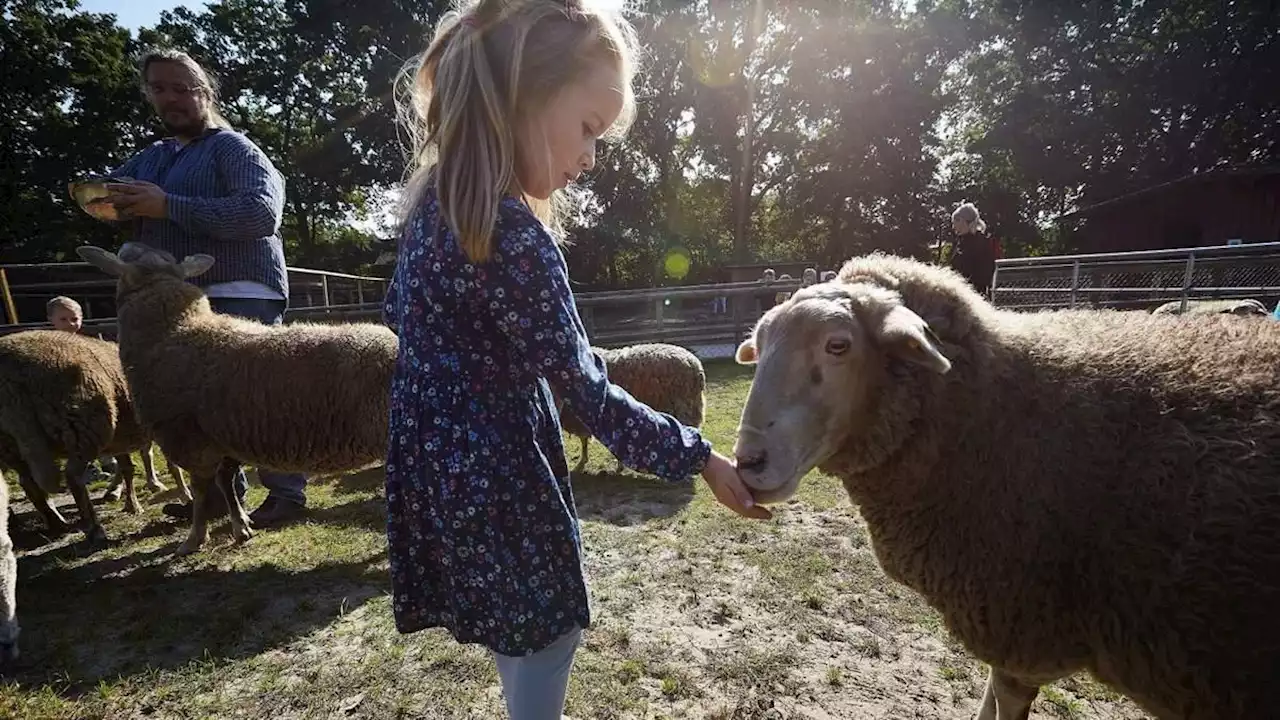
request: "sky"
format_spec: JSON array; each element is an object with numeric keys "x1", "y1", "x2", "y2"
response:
[{"x1": 77, "y1": 0, "x2": 195, "y2": 31}]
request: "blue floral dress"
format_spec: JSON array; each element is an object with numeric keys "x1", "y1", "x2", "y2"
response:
[{"x1": 382, "y1": 190, "x2": 713, "y2": 657}]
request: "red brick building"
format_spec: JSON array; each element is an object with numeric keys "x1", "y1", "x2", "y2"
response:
[{"x1": 1057, "y1": 165, "x2": 1280, "y2": 254}]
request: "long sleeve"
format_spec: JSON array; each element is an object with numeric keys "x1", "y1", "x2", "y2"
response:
[
  {"x1": 110, "y1": 151, "x2": 142, "y2": 179},
  {"x1": 479, "y1": 202, "x2": 712, "y2": 483},
  {"x1": 166, "y1": 133, "x2": 285, "y2": 242}
]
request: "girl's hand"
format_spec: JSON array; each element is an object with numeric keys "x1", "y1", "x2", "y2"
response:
[{"x1": 701, "y1": 450, "x2": 773, "y2": 520}]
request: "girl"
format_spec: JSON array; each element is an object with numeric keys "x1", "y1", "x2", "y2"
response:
[{"x1": 382, "y1": 1, "x2": 772, "y2": 718}]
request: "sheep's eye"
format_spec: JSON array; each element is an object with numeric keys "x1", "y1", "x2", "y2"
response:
[{"x1": 825, "y1": 337, "x2": 850, "y2": 355}]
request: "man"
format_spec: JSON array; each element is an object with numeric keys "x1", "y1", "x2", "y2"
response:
[{"x1": 99, "y1": 48, "x2": 307, "y2": 527}]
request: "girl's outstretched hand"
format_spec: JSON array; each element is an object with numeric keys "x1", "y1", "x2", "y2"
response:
[{"x1": 701, "y1": 451, "x2": 773, "y2": 520}]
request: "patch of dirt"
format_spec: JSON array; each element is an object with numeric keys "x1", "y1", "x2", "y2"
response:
[{"x1": 580, "y1": 497, "x2": 1152, "y2": 720}]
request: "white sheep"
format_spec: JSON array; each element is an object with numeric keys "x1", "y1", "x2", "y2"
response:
[
  {"x1": 1150, "y1": 297, "x2": 1270, "y2": 316},
  {"x1": 0, "y1": 475, "x2": 17, "y2": 668},
  {"x1": 732, "y1": 251, "x2": 1280, "y2": 720},
  {"x1": 76, "y1": 242, "x2": 399, "y2": 556}
]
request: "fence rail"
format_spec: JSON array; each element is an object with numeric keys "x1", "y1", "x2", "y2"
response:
[
  {"x1": 0, "y1": 260, "x2": 392, "y2": 331},
  {"x1": 990, "y1": 242, "x2": 1280, "y2": 312},
  {"x1": 0, "y1": 258, "x2": 806, "y2": 354}
]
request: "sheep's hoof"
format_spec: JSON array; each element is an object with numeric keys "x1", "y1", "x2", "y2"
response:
[
  {"x1": 174, "y1": 538, "x2": 203, "y2": 557},
  {"x1": 84, "y1": 526, "x2": 109, "y2": 548},
  {"x1": 232, "y1": 524, "x2": 254, "y2": 544},
  {"x1": 101, "y1": 485, "x2": 123, "y2": 502},
  {"x1": 124, "y1": 499, "x2": 142, "y2": 515},
  {"x1": 146, "y1": 480, "x2": 169, "y2": 493},
  {"x1": 44, "y1": 518, "x2": 73, "y2": 535}
]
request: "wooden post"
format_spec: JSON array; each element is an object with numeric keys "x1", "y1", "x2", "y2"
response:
[{"x1": 0, "y1": 268, "x2": 18, "y2": 325}]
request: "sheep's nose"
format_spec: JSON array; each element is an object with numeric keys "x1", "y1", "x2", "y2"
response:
[{"x1": 735, "y1": 449, "x2": 768, "y2": 473}]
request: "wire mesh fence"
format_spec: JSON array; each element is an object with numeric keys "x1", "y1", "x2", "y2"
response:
[{"x1": 991, "y1": 243, "x2": 1280, "y2": 312}]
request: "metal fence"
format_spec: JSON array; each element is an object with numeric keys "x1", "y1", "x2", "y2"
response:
[
  {"x1": 990, "y1": 242, "x2": 1280, "y2": 312},
  {"x1": 0, "y1": 258, "x2": 808, "y2": 354},
  {"x1": 0, "y1": 260, "x2": 391, "y2": 335}
]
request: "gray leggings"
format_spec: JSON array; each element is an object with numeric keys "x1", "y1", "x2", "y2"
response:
[{"x1": 491, "y1": 626, "x2": 582, "y2": 720}]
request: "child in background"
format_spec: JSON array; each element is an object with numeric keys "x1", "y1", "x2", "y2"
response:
[
  {"x1": 46, "y1": 297, "x2": 118, "y2": 486},
  {"x1": 383, "y1": 1, "x2": 771, "y2": 717},
  {"x1": 45, "y1": 296, "x2": 84, "y2": 334}
]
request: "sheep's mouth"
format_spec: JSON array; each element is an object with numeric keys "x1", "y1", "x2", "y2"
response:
[{"x1": 736, "y1": 440, "x2": 829, "y2": 505}]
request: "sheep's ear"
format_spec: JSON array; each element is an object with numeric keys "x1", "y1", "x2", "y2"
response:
[
  {"x1": 735, "y1": 337, "x2": 759, "y2": 365},
  {"x1": 179, "y1": 254, "x2": 215, "y2": 278},
  {"x1": 876, "y1": 304, "x2": 952, "y2": 374},
  {"x1": 76, "y1": 245, "x2": 126, "y2": 277}
]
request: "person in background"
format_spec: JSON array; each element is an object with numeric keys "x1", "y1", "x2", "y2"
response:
[
  {"x1": 98, "y1": 48, "x2": 307, "y2": 528},
  {"x1": 46, "y1": 296, "x2": 118, "y2": 485},
  {"x1": 949, "y1": 201, "x2": 1003, "y2": 297},
  {"x1": 46, "y1": 296, "x2": 84, "y2": 334}
]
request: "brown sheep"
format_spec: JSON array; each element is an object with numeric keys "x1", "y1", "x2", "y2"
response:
[
  {"x1": 77, "y1": 242, "x2": 399, "y2": 556},
  {"x1": 731, "y1": 252, "x2": 1280, "y2": 719},
  {"x1": 0, "y1": 330, "x2": 154, "y2": 544},
  {"x1": 553, "y1": 343, "x2": 705, "y2": 475}
]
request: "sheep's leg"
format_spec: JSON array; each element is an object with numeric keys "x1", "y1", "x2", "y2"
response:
[
  {"x1": 147, "y1": 460, "x2": 193, "y2": 506},
  {"x1": 171, "y1": 463, "x2": 192, "y2": 503},
  {"x1": 0, "y1": 479, "x2": 18, "y2": 666},
  {"x1": 15, "y1": 471, "x2": 71, "y2": 534},
  {"x1": 973, "y1": 668, "x2": 1039, "y2": 720},
  {"x1": 217, "y1": 458, "x2": 253, "y2": 544},
  {"x1": 14, "y1": 434, "x2": 61, "y2": 497},
  {"x1": 175, "y1": 472, "x2": 215, "y2": 556},
  {"x1": 101, "y1": 461, "x2": 123, "y2": 502},
  {"x1": 114, "y1": 453, "x2": 140, "y2": 515},
  {"x1": 140, "y1": 442, "x2": 168, "y2": 493},
  {"x1": 63, "y1": 456, "x2": 107, "y2": 546}
]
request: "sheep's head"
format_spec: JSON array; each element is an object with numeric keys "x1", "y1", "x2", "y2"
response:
[
  {"x1": 76, "y1": 242, "x2": 215, "y2": 303},
  {"x1": 1224, "y1": 299, "x2": 1269, "y2": 317},
  {"x1": 732, "y1": 281, "x2": 952, "y2": 504}
]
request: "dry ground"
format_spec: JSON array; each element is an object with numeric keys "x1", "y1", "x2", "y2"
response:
[{"x1": 0, "y1": 362, "x2": 1150, "y2": 719}]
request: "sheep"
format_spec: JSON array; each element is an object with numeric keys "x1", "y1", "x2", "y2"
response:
[
  {"x1": 0, "y1": 329, "x2": 157, "y2": 544},
  {"x1": 100, "y1": 441, "x2": 192, "y2": 506},
  {"x1": 76, "y1": 241, "x2": 399, "y2": 556},
  {"x1": 0, "y1": 472, "x2": 18, "y2": 668},
  {"x1": 553, "y1": 343, "x2": 706, "y2": 476},
  {"x1": 1150, "y1": 297, "x2": 1270, "y2": 316},
  {"x1": 731, "y1": 251, "x2": 1280, "y2": 720}
]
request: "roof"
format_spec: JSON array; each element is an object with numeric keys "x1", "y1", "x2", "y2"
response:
[{"x1": 1057, "y1": 164, "x2": 1280, "y2": 222}]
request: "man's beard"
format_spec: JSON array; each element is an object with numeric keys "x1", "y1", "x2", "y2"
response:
[{"x1": 161, "y1": 110, "x2": 205, "y2": 136}]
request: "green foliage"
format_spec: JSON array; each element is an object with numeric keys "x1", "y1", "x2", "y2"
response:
[{"x1": 1, "y1": 0, "x2": 1275, "y2": 280}]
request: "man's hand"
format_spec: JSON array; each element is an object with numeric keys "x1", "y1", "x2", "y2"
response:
[
  {"x1": 105, "y1": 180, "x2": 168, "y2": 220},
  {"x1": 701, "y1": 450, "x2": 773, "y2": 520}
]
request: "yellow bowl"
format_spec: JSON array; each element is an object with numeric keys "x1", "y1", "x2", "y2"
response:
[{"x1": 69, "y1": 175, "x2": 133, "y2": 222}]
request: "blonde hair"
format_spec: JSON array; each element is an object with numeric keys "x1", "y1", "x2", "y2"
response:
[
  {"x1": 138, "y1": 48, "x2": 233, "y2": 130},
  {"x1": 395, "y1": 0, "x2": 640, "y2": 263},
  {"x1": 46, "y1": 296, "x2": 82, "y2": 318}
]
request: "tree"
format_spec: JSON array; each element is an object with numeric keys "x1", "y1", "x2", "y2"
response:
[{"x1": 0, "y1": 0, "x2": 153, "y2": 263}]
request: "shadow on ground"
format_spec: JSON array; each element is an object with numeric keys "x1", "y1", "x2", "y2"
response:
[
  {"x1": 570, "y1": 469, "x2": 695, "y2": 526},
  {"x1": 3, "y1": 545, "x2": 386, "y2": 697}
]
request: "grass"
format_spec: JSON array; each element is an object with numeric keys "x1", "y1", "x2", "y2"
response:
[{"x1": 0, "y1": 360, "x2": 1149, "y2": 719}]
